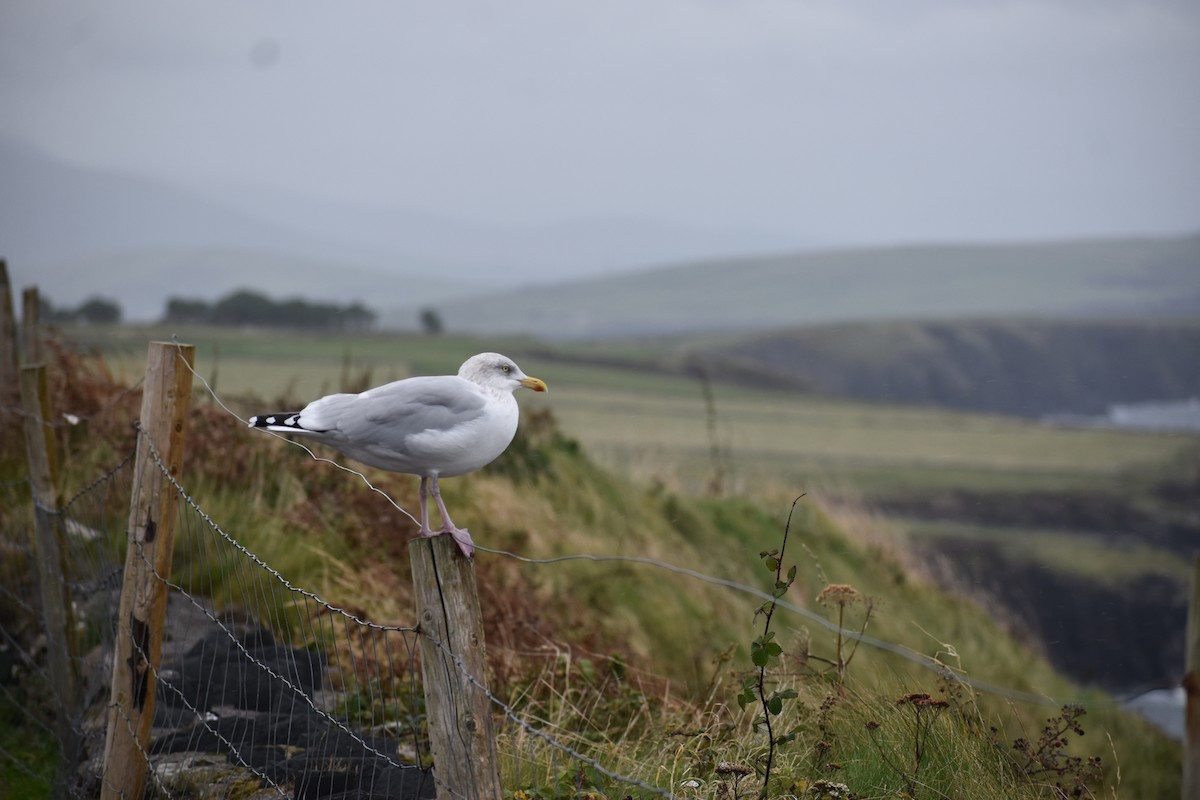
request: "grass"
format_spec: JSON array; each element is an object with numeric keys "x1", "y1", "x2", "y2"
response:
[
  {"x1": 0, "y1": 694, "x2": 57, "y2": 799},
  {"x1": 547, "y1": 382, "x2": 1194, "y2": 493},
  {"x1": 496, "y1": 668, "x2": 1042, "y2": 799},
  {"x1": 67, "y1": 323, "x2": 1195, "y2": 499},
  {"x1": 16, "y1": 326, "x2": 1186, "y2": 798}
]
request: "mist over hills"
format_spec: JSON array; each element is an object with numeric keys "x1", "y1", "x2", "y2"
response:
[
  {"x1": 0, "y1": 136, "x2": 799, "y2": 321},
  {"x1": 0, "y1": 136, "x2": 473, "y2": 318},
  {"x1": 421, "y1": 234, "x2": 1200, "y2": 338},
  {"x1": 4, "y1": 136, "x2": 1197, "y2": 336}
]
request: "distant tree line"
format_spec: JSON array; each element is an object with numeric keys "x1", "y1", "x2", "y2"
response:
[
  {"x1": 41, "y1": 296, "x2": 122, "y2": 324},
  {"x1": 163, "y1": 289, "x2": 377, "y2": 331}
]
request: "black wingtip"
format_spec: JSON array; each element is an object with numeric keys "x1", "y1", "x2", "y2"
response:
[{"x1": 248, "y1": 412, "x2": 302, "y2": 429}]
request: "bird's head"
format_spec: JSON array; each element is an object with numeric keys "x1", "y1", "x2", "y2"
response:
[{"x1": 460, "y1": 352, "x2": 547, "y2": 393}]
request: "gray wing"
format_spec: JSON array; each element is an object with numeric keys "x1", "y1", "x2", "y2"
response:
[{"x1": 303, "y1": 375, "x2": 487, "y2": 450}]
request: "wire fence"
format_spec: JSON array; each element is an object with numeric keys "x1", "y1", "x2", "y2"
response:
[
  {"x1": 1, "y1": 417, "x2": 693, "y2": 799},
  {"x1": 1, "y1": 452, "x2": 133, "y2": 798},
  {"x1": 0, "y1": 342, "x2": 1167, "y2": 800}
]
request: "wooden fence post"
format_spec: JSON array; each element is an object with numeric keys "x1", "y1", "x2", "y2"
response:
[
  {"x1": 1185, "y1": 555, "x2": 1200, "y2": 800},
  {"x1": 0, "y1": 261, "x2": 17, "y2": 396},
  {"x1": 19, "y1": 364, "x2": 80, "y2": 788},
  {"x1": 21, "y1": 285, "x2": 41, "y2": 364},
  {"x1": 101, "y1": 342, "x2": 194, "y2": 800},
  {"x1": 410, "y1": 535, "x2": 502, "y2": 800}
]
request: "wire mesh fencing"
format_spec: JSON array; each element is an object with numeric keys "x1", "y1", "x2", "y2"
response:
[
  {"x1": 1, "y1": 420, "x2": 683, "y2": 800},
  {"x1": 4, "y1": 340, "x2": 1154, "y2": 800},
  {"x1": 1, "y1": 453, "x2": 132, "y2": 798}
]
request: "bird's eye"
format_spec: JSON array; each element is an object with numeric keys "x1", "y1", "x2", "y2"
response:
[{"x1": 501, "y1": 365, "x2": 511, "y2": 373}]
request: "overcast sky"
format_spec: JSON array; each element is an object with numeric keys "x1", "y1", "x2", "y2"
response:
[{"x1": 2, "y1": 0, "x2": 1198, "y2": 248}]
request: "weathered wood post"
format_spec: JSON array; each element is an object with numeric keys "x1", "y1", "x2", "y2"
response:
[
  {"x1": 410, "y1": 535, "x2": 502, "y2": 800},
  {"x1": 0, "y1": 261, "x2": 18, "y2": 396},
  {"x1": 21, "y1": 285, "x2": 41, "y2": 364},
  {"x1": 1185, "y1": 555, "x2": 1200, "y2": 800},
  {"x1": 19, "y1": 363, "x2": 80, "y2": 790},
  {"x1": 101, "y1": 342, "x2": 194, "y2": 800}
]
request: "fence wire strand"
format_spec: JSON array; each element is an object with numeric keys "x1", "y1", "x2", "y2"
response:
[
  {"x1": 169, "y1": 340, "x2": 1114, "y2": 712},
  {"x1": 0, "y1": 345, "x2": 1144, "y2": 799}
]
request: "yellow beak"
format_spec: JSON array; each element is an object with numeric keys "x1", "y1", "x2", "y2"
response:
[{"x1": 520, "y1": 376, "x2": 548, "y2": 393}]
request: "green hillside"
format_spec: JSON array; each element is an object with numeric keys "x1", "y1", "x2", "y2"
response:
[
  {"x1": 419, "y1": 233, "x2": 1200, "y2": 338},
  {"x1": 700, "y1": 317, "x2": 1200, "y2": 416},
  {"x1": 3, "y1": 337, "x2": 1183, "y2": 797}
]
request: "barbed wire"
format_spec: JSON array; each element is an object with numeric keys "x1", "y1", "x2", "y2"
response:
[
  {"x1": 19, "y1": 449, "x2": 136, "y2": 530},
  {"x1": 134, "y1": 423, "x2": 452, "y2": 796},
  {"x1": 1, "y1": 340, "x2": 1149, "y2": 799},
  {"x1": 140, "y1": 418, "x2": 420, "y2": 636},
  {"x1": 105, "y1": 701, "x2": 181, "y2": 800},
  {"x1": 472, "y1": 545, "x2": 1096, "y2": 709},
  {"x1": 139, "y1": 416, "x2": 673, "y2": 798},
  {"x1": 169, "y1": 334, "x2": 423, "y2": 528},
  {"x1": 166, "y1": 336, "x2": 1124, "y2": 712},
  {"x1": 0, "y1": 375, "x2": 145, "y2": 432},
  {"x1": 424, "y1": 629, "x2": 681, "y2": 800},
  {"x1": 128, "y1": 532, "x2": 424, "y2": 780},
  {"x1": 0, "y1": 442, "x2": 436, "y2": 797},
  {"x1": 57, "y1": 450, "x2": 136, "y2": 515},
  {"x1": 119, "y1": 610, "x2": 291, "y2": 799}
]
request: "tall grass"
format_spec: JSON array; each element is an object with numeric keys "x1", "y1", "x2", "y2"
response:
[{"x1": 5, "y1": 332, "x2": 1183, "y2": 798}]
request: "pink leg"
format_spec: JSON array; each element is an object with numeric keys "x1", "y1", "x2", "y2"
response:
[
  {"x1": 428, "y1": 475, "x2": 475, "y2": 558},
  {"x1": 417, "y1": 476, "x2": 436, "y2": 536}
]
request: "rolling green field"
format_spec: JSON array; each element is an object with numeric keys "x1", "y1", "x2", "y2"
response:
[
  {"x1": 29, "y1": 322, "x2": 1190, "y2": 797},
  {"x1": 73, "y1": 323, "x2": 1197, "y2": 499}
]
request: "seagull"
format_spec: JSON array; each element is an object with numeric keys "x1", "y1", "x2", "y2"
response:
[{"x1": 248, "y1": 352, "x2": 547, "y2": 558}]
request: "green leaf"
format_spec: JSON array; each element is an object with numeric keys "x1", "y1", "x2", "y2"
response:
[
  {"x1": 767, "y1": 696, "x2": 783, "y2": 715},
  {"x1": 787, "y1": 564, "x2": 798, "y2": 582}
]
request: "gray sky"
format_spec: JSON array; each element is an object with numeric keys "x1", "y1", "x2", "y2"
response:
[{"x1": 2, "y1": 0, "x2": 1198, "y2": 247}]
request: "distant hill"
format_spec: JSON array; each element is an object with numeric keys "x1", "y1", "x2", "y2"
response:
[
  {"x1": 0, "y1": 136, "x2": 482, "y2": 320},
  {"x1": 696, "y1": 318, "x2": 1200, "y2": 416},
  {"x1": 420, "y1": 234, "x2": 1200, "y2": 338},
  {"x1": 17, "y1": 247, "x2": 478, "y2": 326},
  {"x1": 0, "y1": 135, "x2": 804, "y2": 320},
  {"x1": 5, "y1": 134, "x2": 1196, "y2": 332}
]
